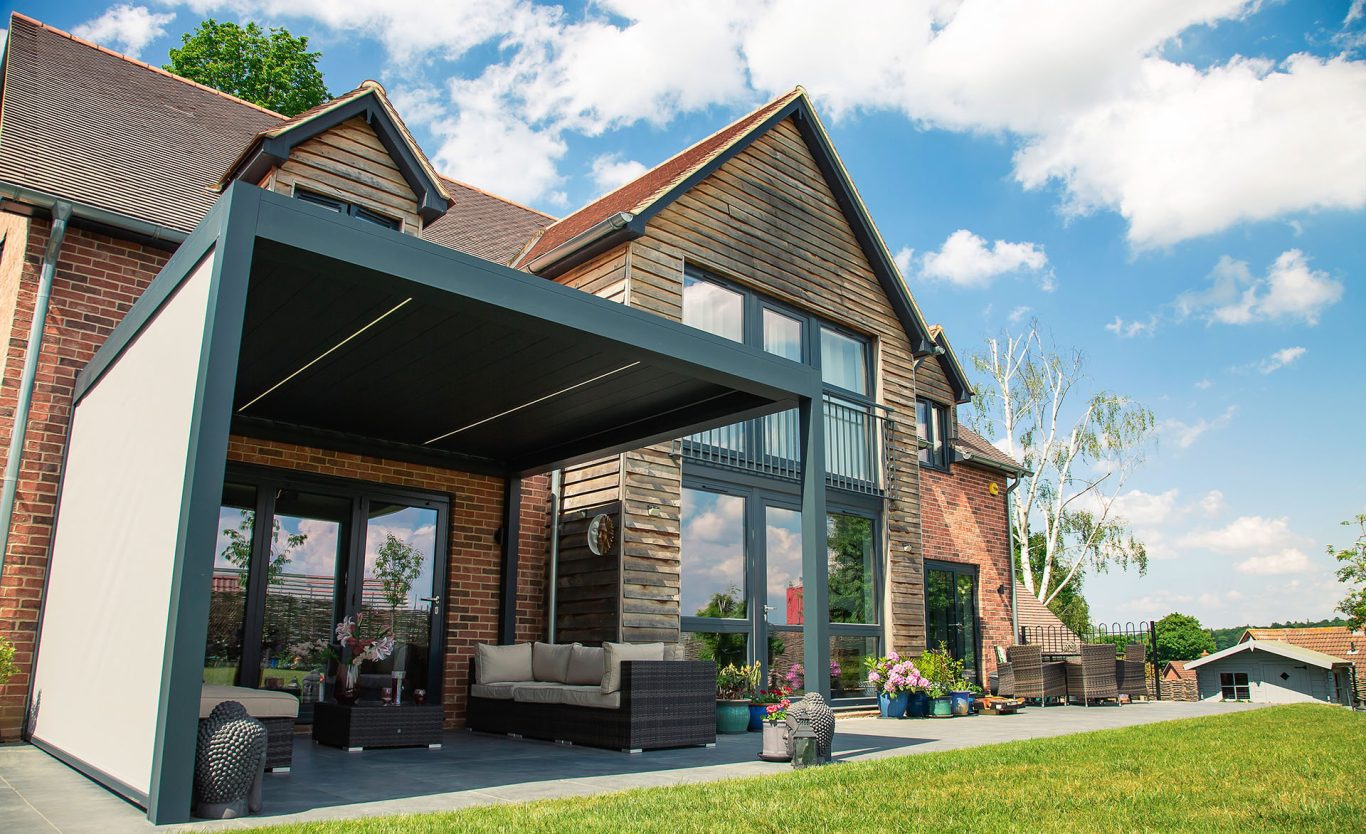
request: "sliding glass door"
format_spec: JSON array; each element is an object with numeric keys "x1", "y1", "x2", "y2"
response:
[
  {"x1": 925, "y1": 560, "x2": 980, "y2": 684},
  {"x1": 205, "y1": 467, "x2": 448, "y2": 706}
]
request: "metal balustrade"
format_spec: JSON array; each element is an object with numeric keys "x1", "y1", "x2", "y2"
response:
[{"x1": 678, "y1": 396, "x2": 894, "y2": 495}]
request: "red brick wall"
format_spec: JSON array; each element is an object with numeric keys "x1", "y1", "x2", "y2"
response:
[
  {"x1": 226, "y1": 437, "x2": 551, "y2": 729},
  {"x1": 0, "y1": 218, "x2": 168, "y2": 740},
  {"x1": 917, "y1": 462, "x2": 1013, "y2": 679}
]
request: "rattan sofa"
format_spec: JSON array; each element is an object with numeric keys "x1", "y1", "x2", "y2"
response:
[
  {"x1": 199, "y1": 684, "x2": 297, "y2": 771},
  {"x1": 465, "y1": 643, "x2": 716, "y2": 752}
]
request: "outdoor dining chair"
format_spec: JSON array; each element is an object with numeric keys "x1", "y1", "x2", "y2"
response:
[
  {"x1": 1004, "y1": 644, "x2": 1067, "y2": 705},
  {"x1": 1115, "y1": 643, "x2": 1148, "y2": 701},
  {"x1": 1065, "y1": 644, "x2": 1120, "y2": 706}
]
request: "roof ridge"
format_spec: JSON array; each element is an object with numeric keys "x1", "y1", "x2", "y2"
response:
[
  {"x1": 439, "y1": 174, "x2": 558, "y2": 221},
  {"x1": 9, "y1": 12, "x2": 288, "y2": 120}
]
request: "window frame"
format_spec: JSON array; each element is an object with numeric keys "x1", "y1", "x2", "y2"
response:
[
  {"x1": 293, "y1": 186, "x2": 403, "y2": 232},
  {"x1": 916, "y1": 397, "x2": 950, "y2": 471},
  {"x1": 1218, "y1": 671, "x2": 1251, "y2": 701}
]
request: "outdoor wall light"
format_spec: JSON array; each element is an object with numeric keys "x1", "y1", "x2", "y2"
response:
[{"x1": 996, "y1": 583, "x2": 1008, "y2": 595}]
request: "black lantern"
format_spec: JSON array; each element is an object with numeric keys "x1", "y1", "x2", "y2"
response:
[{"x1": 790, "y1": 716, "x2": 819, "y2": 769}]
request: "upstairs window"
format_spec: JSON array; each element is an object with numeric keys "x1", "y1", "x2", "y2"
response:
[
  {"x1": 683, "y1": 272, "x2": 744, "y2": 342},
  {"x1": 820, "y1": 326, "x2": 868, "y2": 396},
  {"x1": 916, "y1": 398, "x2": 948, "y2": 469},
  {"x1": 294, "y1": 188, "x2": 401, "y2": 231}
]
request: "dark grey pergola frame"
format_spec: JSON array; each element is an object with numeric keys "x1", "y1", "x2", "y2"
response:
[{"x1": 56, "y1": 183, "x2": 835, "y2": 823}]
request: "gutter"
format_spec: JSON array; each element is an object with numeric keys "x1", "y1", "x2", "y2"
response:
[
  {"x1": 0, "y1": 182, "x2": 188, "y2": 583},
  {"x1": 525, "y1": 212, "x2": 640, "y2": 278}
]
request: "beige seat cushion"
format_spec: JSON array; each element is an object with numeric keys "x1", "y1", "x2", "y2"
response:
[
  {"x1": 200, "y1": 684, "x2": 299, "y2": 719},
  {"x1": 512, "y1": 683, "x2": 569, "y2": 704},
  {"x1": 601, "y1": 642, "x2": 664, "y2": 694},
  {"x1": 566, "y1": 644, "x2": 606, "y2": 686},
  {"x1": 476, "y1": 642, "x2": 533, "y2": 684},
  {"x1": 532, "y1": 642, "x2": 575, "y2": 683},
  {"x1": 559, "y1": 685, "x2": 621, "y2": 710},
  {"x1": 472, "y1": 680, "x2": 559, "y2": 700}
]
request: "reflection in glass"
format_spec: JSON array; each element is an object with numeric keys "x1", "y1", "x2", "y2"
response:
[
  {"x1": 762, "y1": 309, "x2": 802, "y2": 360},
  {"x1": 917, "y1": 398, "x2": 947, "y2": 467},
  {"x1": 957, "y1": 573, "x2": 978, "y2": 679},
  {"x1": 683, "y1": 631, "x2": 749, "y2": 669},
  {"x1": 361, "y1": 503, "x2": 438, "y2": 694},
  {"x1": 768, "y1": 629, "x2": 804, "y2": 693},
  {"x1": 683, "y1": 273, "x2": 743, "y2": 341},
  {"x1": 830, "y1": 635, "x2": 878, "y2": 698},
  {"x1": 926, "y1": 566, "x2": 979, "y2": 683},
  {"x1": 258, "y1": 491, "x2": 350, "y2": 689},
  {"x1": 205, "y1": 483, "x2": 256, "y2": 685},
  {"x1": 765, "y1": 507, "x2": 803, "y2": 625},
  {"x1": 926, "y1": 568, "x2": 953, "y2": 651},
  {"x1": 820, "y1": 326, "x2": 867, "y2": 394},
  {"x1": 681, "y1": 488, "x2": 747, "y2": 618},
  {"x1": 828, "y1": 513, "x2": 875, "y2": 624}
]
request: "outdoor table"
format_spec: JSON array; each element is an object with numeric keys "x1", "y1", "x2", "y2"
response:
[{"x1": 312, "y1": 702, "x2": 444, "y2": 752}]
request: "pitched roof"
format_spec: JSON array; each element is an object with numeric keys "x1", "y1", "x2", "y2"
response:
[
  {"x1": 1186, "y1": 638, "x2": 1352, "y2": 671},
  {"x1": 954, "y1": 427, "x2": 1027, "y2": 475},
  {"x1": 927, "y1": 325, "x2": 973, "y2": 404},
  {"x1": 1162, "y1": 660, "x2": 1197, "y2": 681},
  {"x1": 423, "y1": 177, "x2": 555, "y2": 266},
  {"x1": 0, "y1": 13, "x2": 283, "y2": 232},
  {"x1": 219, "y1": 80, "x2": 452, "y2": 222},
  {"x1": 518, "y1": 89, "x2": 803, "y2": 267},
  {"x1": 1238, "y1": 627, "x2": 1362, "y2": 663},
  {"x1": 1015, "y1": 582, "x2": 1080, "y2": 648}
]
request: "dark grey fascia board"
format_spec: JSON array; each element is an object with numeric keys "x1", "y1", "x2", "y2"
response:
[
  {"x1": 229, "y1": 93, "x2": 448, "y2": 223},
  {"x1": 528, "y1": 213, "x2": 644, "y2": 278},
  {"x1": 0, "y1": 179, "x2": 189, "y2": 249},
  {"x1": 71, "y1": 188, "x2": 239, "y2": 403},
  {"x1": 252, "y1": 187, "x2": 822, "y2": 402}
]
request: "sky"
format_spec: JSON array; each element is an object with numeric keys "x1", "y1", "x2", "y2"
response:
[{"x1": 7, "y1": 1, "x2": 1365, "y2": 629}]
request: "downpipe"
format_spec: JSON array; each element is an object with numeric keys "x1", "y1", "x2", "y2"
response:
[
  {"x1": 547, "y1": 470, "x2": 562, "y2": 643},
  {"x1": 0, "y1": 201, "x2": 71, "y2": 582}
]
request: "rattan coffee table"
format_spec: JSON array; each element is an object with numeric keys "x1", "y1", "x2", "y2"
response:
[{"x1": 312, "y1": 702, "x2": 444, "y2": 751}]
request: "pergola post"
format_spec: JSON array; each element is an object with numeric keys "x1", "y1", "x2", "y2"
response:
[
  {"x1": 498, "y1": 476, "x2": 522, "y2": 644},
  {"x1": 798, "y1": 394, "x2": 829, "y2": 700}
]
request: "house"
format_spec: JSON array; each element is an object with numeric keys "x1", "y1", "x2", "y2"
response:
[
  {"x1": 1161, "y1": 660, "x2": 1196, "y2": 682},
  {"x1": 1159, "y1": 659, "x2": 1199, "y2": 702},
  {"x1": 1238, "y1": 626, "x2": 1363, "y2": 705},
  {"x1": 0, "y1": 13, "x2": 1021, "y2": 822},
  {"x1": 1185, "y1": 640, "x2": 1357, "y2": 707}
]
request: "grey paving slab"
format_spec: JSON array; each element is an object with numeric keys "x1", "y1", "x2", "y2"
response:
[{"x1": 0, "y1": 701, "x2": 1272, "y2": 832}]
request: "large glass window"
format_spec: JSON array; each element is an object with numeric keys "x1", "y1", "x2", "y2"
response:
[
  {"x1": 206, "y1": 483, "x2": 257, "y2": 686},
  {"x1": 820, "y1": 326, "x2": 868, "y2": 395},
  {"x1": 680, "y1": 488, "x2": 747, "y2": 619},
  {"x1": 362, "y1": 502, "x2": 440, "y2": 694},
  {"x1": 828, "y1": 513, "x2": 875, "y2": 624},
  {"x1": 762, "y1": 308, "x2": 803, "y2": 360},
  {"x1": 1219, "y1": 671, "x2": 1250, "y2": 701},
  {"x1": 683, "y1": 273, "x2": 744, "y2": 342},
  {"x1": 916, "y1": 397, "x2": 949, "y2": 469}
]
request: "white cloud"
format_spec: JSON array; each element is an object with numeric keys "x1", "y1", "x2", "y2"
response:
[
  {"x1": 1194, "y1": 378, "x2": 1212, "y2": 390},
  {"x1": 1347, "y1": 0, "x2": 1364, "y2": 26},
  {"x1": 589, "y1": 153, "x2": 648, "y2": 193},
  {"x1": 919, "y1": 229, "x2": 1049, "y2": 288},
  {"x1": 1199, "y1": 489, "x2": 1225, "y2": 516},
  {"x1": 1108, "y1": 488, "x2": 1181, "y2": 527},
  {"x1": 1159, "y1": 405, "x2": 1236, "y2": 450},
  {"x1": 893, "y1": 246, "x2": 915, "y2": 276},
  {"x1": 73, "y1": 5, "x2": 174, "y2": 58},
  {"x1": 1237, "y1": 548, "x2": 1312, "y2": 575},
  {"x1": 1177, "y1": 250, "x2": 1344, "y2": 326},
  {"x1": 1180, "y1": 515, "x2": 1306, "y2": 554},
  {"x1": 1105, "y1": 315, "x2": 1158, "y2": 338},
  {"x1": 1007, "y1": 305, "x2": 1032, "y2": 324},
  {"x1": 1255, "y1": 346, "x2": 1306, "y2": 375}
]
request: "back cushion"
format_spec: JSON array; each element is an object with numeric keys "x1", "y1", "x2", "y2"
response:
[
  {"x1": 566, "y1": 645, "x2": 607, "y2": 686},
  {"x1": 532, "y1": 642, "x2": 575, "y2": 683},
  {"x1": 601, "y1": 642, "x2": 665, "y2": 694},
  {"x1": 476, "y1": 642, "x2": 533, "y2": 684}
]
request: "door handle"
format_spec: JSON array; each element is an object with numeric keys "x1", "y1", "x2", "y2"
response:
[{"x1": 421, "y1": 596, "x2": 440, "y2": 608}]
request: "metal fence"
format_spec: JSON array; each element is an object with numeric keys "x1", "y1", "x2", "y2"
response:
[{"x1": 1019, "y1": 620, "x2": 1161, "y2": 700}]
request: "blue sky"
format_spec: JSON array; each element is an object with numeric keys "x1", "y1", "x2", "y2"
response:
[{"x1": 8, "y1": 1, "x2": 1364, "y2": 628}]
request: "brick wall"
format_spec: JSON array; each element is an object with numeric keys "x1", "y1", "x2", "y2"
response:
[
  {"x1": 226, "y1": 436, "x2": 551, "y2": 729},
  {"x1": 0, "y1": 218, "x2": 168, "y2": 740},
  {"x1": 915, "y1": 461, "x2": 1013, "y2": 679}
]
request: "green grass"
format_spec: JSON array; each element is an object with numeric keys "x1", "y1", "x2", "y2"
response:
[{"x1": 245, "y1": 705, "x2": 1364, "y2": 833}]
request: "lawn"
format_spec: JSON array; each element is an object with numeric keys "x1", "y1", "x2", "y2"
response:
[{"x1": 245, "y1": 705, "x2": 1364, "y2": 833}]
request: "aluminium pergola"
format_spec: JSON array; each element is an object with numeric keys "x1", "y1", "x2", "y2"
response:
[{"x1": 27, "y1": 183, "x2": 838, "y2": 823}]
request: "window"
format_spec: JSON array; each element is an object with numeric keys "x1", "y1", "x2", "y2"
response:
[
  {"x1": 820, "y1": 326, "x2": 868, "y2": 395},
  {"x1": 762, "y1": 308, "x2": 803, "y2": 360},
  {"x1": 916, "y1": 398, "x2": 949, "y2": 469},
  {"x1": 683, "y1": 273, "x2": 744, "y2": 341},
  {"x1": 294, "y1": 188, "x2": 401, "y2": 231},
  {"x1": 827, "y1": 512, "x2": 876, "y2": 624},
  {"x1": 1219, "y1": 671, "x2": 1250, "y2": 701}
]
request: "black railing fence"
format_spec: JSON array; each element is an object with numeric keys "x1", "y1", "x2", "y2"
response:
[{"x1": 1019, "y1": 620, "x2": 1161, "y2": 700}]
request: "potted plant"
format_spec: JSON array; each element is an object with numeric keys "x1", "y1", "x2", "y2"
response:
[
  {"x1": 0, "y1": 636, "x2": 15, "y2": 688},
  {"x1": 919, "y1": 644, "x2": 963, "y2": 717},
  {"x1": 715, "y1": 662, "x2": 759, "y2": 734},
  {"x1": 749, "y1": 687, "x2": 788, "y2": 732},
  {"x1": 758, "y1": 694, "x2": 794, "y2": 761},
  {"x1": 949, "y1": 678, "x2": 977, "y2": 716},
  {"x1": 333, "y1": 614, "x2": 395, "y2": 703},
  {"x1": 864, "y1": 651, "x2": 929, "y2": 718}
]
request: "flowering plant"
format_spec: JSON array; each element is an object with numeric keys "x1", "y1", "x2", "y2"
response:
[
  {"x1": 782, "y1": 659, "x2": 842, "y2": 690},
  {"x1": 750, "y1": 687, "x2": 789, "y2": 705},
  {"x1": 764, "y1": 696, "x2": 793, "y2": 724},
  {"x1": 716, "y1": 662, "x2": 761, "y2": 700},
  {"x1": 864, "y1": 651, "x2": 930, "y2": 695},
  {"x1": 287, "y1": 637, "x2": 339, "y2": 669},
  {"x1": 334, "y1": 613, "x2": 396, "y2": 667}
]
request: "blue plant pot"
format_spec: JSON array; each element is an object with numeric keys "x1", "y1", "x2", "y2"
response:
[
  {"x1": 906, "y1": 691, "x2": 929, "y2": 718},
  {"x1": 747, "y1": 703, "x2": 768, "y2": 731},
  {"x1": 716, "y1": 701, "x2": 750, "y2": 734},
  {"x1": 930, "y1": 696, "x2": 953, "y2": 717},
  {"x1": 950, "y1": 691, "x2": 974, "y2": 717},
  {"x1": 877, "y1": 691, "x2": 909, "y2": 718}
]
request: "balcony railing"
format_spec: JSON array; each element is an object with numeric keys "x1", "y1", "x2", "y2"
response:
[{"x1": 677, "y1": 396, "x2": 894, "y2": 495}]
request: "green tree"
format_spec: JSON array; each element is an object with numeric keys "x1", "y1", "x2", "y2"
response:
[
  {"x1": 1154, "y1": 612, "x2": 1216, "y2": 663},
  {"x1": 165, "y1": 20, "x2": 329, "y2": 116},
  {"x1": 375, "y1": 533, "x2": 425, "y2": 631},
  {"x1": 220, "y1": 510, "x2": 306, "y2": 588},
  {"x1": 1015, "y1": 532, "x2": 1091, "y2": 635},
  {"x1": 692, "y1": 587, "x2": 784, "y2": 669},
  {"x1": 1328, "y1": 513, "x2": 1366, "y2": 630},
  {"x1": 828, "y1": 514, "x2": 874, "y2": 623}
]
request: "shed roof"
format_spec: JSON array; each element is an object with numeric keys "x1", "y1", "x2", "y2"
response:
[
  {"x1": 1185, "y1": 638, "x2": 1352, "y2": 671},
  {"x1": 1239, "y1": 627, "x2": 1362, "y2": 662}
]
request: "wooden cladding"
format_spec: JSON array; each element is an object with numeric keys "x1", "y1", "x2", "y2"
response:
[
  {"x1": 263, "y1": 116, "x2": 423, "y2": 235},
  {"x1": 554, "y1": 501, "x2": 622, "y2": 645}
]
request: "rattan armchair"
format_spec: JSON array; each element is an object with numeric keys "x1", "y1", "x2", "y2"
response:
[
  {"x1": 1066, "y1": 644, "x2": 1120, "y2": 705},
  {"x1": 1115, "y1": 643, "x2": 1148, "y2": 701},
  {"x1": 1004, "y1": 644, "x2": 1067, "y2": 705}
]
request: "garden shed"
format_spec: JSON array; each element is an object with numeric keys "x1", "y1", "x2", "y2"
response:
[{"x1": 1185, "y1": 639, "x2": 1356, "y2": 707}]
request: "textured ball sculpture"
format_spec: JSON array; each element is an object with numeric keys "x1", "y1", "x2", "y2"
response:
[
  {"x1": 784, "y1": 692, "x2": 836, "y2": 764},
  {"x1": 194, "y1": 701, "x2": 266, "y2": 819}
]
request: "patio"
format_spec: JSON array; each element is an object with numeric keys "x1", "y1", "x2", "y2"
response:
[{"x1": 0, "y1": 701, "x2": 1269, "y2": 832}]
